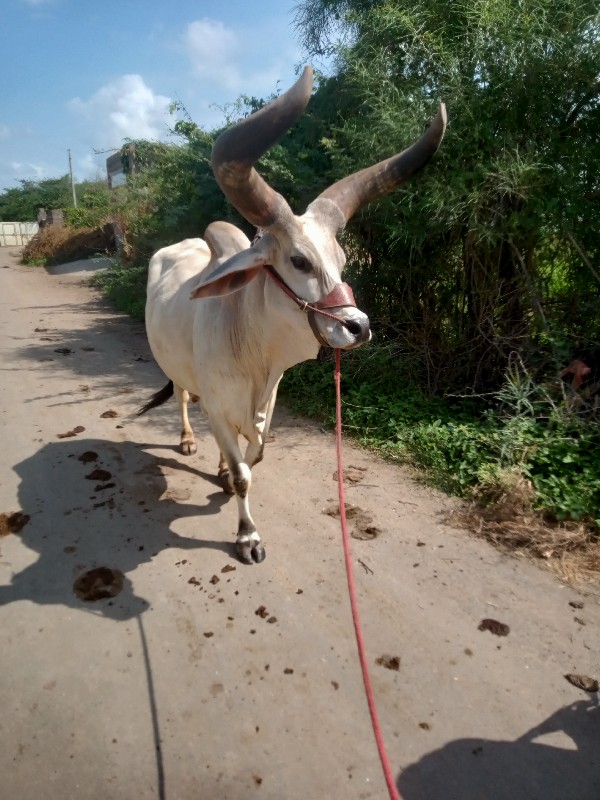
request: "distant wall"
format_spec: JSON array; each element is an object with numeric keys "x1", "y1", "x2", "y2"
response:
[{"x1": 0, "y1": 221, "x2": 39, "y2": 246}]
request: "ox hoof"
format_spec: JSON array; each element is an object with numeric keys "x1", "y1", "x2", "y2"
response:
[
  {"x1": 180, "y1": 440, "x2": 197, "y2": 456},
  {"x1": 236, "y1": 541, "x2": 266, "y2": 565},
  {"x1": 252, "y1": 543, "x2": 266, "y2": 564}
]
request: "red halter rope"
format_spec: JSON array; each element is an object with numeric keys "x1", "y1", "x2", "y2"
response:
[
  {"x1": 264, "y1": 259, "x2": 399, "y2": 797},
  {"x1": 334, "y1": 348, "x2": 401, "y2": 800},
  {"x1": 264, "y1": 265, "x2": 357, "y2": 347}
]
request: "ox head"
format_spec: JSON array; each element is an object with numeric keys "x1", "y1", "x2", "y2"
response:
[{"x1": 191, "y1": 66, "x2": 447, "y2": 350}]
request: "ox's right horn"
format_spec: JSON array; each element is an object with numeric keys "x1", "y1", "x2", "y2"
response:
[{"x1": 212, "y1": 66, "x2": 314, "y2": 228}]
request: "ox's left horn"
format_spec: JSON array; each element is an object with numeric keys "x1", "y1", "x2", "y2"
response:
[
  {"x1": 316, "y1": 104, "x2": 447, "y2": 225},
  {"x1": 212, "y1": 66, "x2": 314, "y2": 228}
]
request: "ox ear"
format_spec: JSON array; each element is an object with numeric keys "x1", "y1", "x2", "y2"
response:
[{"x1": 190, "y1": 246, "x2": 267, "y2": 300}]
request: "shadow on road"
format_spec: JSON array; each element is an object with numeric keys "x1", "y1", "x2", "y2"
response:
[
  {"x1": 0, "y1": 436, "x2": 235, "y2": 621},
  {"x1": 45, "y1": 257, "x2": 113, "y2": 276},
  {"x1": 9, "y1": 296, "x2": 152, "y2": 395},
  {"x1": 397, "y1": 699, "x2": 600, "y2": 800}
]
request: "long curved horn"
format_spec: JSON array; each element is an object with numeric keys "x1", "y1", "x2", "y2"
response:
[
  {"x1": 211, "y1": 66, "x2": 314, "y2": 228},
  {"x1": 316, "y1": 104, "x2": 447, "y2": 226}
]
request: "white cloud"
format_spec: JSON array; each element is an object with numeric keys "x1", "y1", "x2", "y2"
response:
[
  {"x1": 7, "y1": 161, "x2": 45, "y2": 179},
  {"x1": 184, "y1": 19, "x2": 240, "y2": 90},
  {"x1": 74, "y1": 152, "x2": 113, "y2": 183},
  {"x1": 0, "y1": 156, "x2": 60, "y2": 191},
  {"x1": 68, "y1": 74, "x2": 172, "y2": 149},
  {"x1": 182, "y1": 18, "x2": 300, "y2": 97},
  {"x1": 77, "y1": 153, "x2": 98, "y2": 174}
]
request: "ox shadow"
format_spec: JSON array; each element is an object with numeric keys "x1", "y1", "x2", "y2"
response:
[
  {"x1": 0, "y1": 436, "x2": 237, "y2": 621},
  {"x1": 396, "y1": 699, "x2": 600, "y2": 800}
]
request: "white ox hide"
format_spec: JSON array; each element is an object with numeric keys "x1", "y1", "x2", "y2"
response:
[
  {"x1": 145, "y1": 212, "x2": 368, "y2": 562},
  {"x1": 141, "y1": 66, "x2": 446, "y2": 563}
]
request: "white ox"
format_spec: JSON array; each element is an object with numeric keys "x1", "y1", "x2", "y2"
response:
[{"x1": 140, "y1": 67, "x2": 446, "y2": 563}]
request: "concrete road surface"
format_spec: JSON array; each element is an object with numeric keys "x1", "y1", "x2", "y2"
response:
[{"x1": 0, "y1": 246, "x2": 599, "y2": 800}]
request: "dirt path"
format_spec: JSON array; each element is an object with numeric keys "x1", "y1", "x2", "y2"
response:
[{"x1": 0, "y1": 246, "x2": 598, "y2": 800}]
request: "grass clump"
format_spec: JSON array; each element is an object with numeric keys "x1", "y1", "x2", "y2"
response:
[{"x1": 90, "y1": 262, "x2": 147, "y2": 321}]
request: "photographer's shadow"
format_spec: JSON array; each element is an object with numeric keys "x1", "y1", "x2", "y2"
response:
[
  {"x1": 397, "y1": 699, "x2": 600, "y2": 800},
  {"x1": 0, "y1": 436, "x2": 233, "y2": 620}
]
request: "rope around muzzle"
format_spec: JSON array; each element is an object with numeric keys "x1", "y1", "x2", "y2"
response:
[
  {"x1": 264, "y1": 265, "x2": 358, "y2": 348},
  {"x1": 334, "y1": 348, "x2": 401, "y2": 800}
]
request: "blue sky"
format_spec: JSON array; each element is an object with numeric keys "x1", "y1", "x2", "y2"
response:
[{"x1": 0, "y1": 0, "x2": 311, "y2": 192}]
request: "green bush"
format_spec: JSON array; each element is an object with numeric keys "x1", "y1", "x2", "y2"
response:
[
  {"x1": 281, "y1": 348, "x2": 600, "y2": 528},
  {"x1": 90, "y1": 262, "x2": 147, "y2": 321},
  {"x1": 64, "y1": 206, "x2": 106, "y2": 229}
]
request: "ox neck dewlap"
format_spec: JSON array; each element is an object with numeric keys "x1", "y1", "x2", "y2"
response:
[{"x1": 263, "y1": 265, "x2": 357, "y2": 348}]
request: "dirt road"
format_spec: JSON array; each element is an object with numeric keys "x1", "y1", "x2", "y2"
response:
[{"x1": 0, "y1": 246, "x2": 598, "y2": 800}]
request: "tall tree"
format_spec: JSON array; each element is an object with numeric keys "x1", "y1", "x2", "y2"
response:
[
  {"x1": 296, "y1": 0, "x2": 600, "y2": 392},
  {"x1": 0, "y1": 176, "x2": 72, "y2": 221}
]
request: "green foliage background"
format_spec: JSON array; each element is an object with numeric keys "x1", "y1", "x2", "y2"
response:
[
  {"x1": 0, "y1": 176, "x2": 72, "y2": 221},
  {"x1": 296, "y1": 0, "x2": 600, "y2": 393}
]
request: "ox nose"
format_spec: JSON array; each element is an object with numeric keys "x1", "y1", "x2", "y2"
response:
[{"x1": 344, "y1": 315, "x2": 371, "y2": 342}]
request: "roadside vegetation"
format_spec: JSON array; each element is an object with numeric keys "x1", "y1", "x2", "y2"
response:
[
  {"x1": 16, "y1": 178, "x2": 115, "y2": 266},
  {"x1": 3, "y1": 0, "x2": 599, "y2": 574}
]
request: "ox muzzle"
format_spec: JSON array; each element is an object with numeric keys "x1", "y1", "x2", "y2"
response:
[{"x1": 264, "y1": 266, "x2": 371, "y2": 349}]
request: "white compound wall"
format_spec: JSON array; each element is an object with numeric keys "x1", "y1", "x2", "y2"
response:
[{"x1": 0, "y1": 221, "x2": 39, "y2": 246}]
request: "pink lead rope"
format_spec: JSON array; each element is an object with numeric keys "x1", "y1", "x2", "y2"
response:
[
  {"x1": 334, "y1": 348, "x2": 401, "y2": 800},
  {"x1": 264, "y1": 264, "x2": 401, "y2": 795}
]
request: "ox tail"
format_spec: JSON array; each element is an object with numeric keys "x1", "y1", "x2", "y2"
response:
[{"x1": 137, "y1": 380, "x2": 174, "y2": 416}]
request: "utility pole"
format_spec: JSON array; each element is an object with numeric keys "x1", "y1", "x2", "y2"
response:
[{"x1": 68, "y1": 149, "x2": 77, "y2": 207}]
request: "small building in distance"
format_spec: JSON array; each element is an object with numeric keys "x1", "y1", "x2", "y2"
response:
[{"x1": 106, "y1": 144, "x2": 136, "y2": 189}]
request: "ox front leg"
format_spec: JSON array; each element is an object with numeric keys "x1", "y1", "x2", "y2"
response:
[
  {"x1": 213, "y1": 424, "x2": 265, "y2": 564},
  {"x1": 174, "y1": 384, "x2": 196, "y2": 456},
  {"x1": 231, "y1": 462, "x2": 265, "y2": 565}
]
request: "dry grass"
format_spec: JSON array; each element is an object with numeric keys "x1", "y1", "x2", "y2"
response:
[
  {"x1": 22, "y1": 224, "x2": 115, "y2": 265},
  {"x1": 449, "y1": 468, "x2": 600, "y2": 583}
]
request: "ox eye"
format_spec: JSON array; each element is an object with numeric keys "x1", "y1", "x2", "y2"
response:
[{"x1": 290, "y1": 255, "x2": 312, "y2": 273}]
